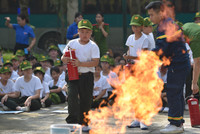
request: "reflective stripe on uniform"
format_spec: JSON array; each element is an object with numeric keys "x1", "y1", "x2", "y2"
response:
[
  {"x1": 156, "y1": 29, "x2": 182, "y2": 40},
  {"x1": 168, "y1": 116, "x2": 183, "y2": 120}
]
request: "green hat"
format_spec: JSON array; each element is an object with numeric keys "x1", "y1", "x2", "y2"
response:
[
  {"x1": 34, "y1": 66, "x2": 45, "y2": 74},
  {"x1": 54, "y1": 60, "x2": 62, "y2": 66},
  {"x1": 16, "y1": 49, "x2": 25, "y2": 56},
  {"x1": 20, "y1": 60, "x2": 32, "y2": 71},
  {"x1": 11, "y1": 55, "x2": 19, "y2": 61},
  {"x1": 39, "y1": 55, "x2": 48, "y2": 62},
  {"x1": 143, "y1": 17, "x2": 153, "y2": 27},
  {"x1": 109, "y1": 58, "x2": 115, "y2": 66},
  {"x1": 3, "y1": 60, "x2": 13, "y2": 66},
  {"x1": 100, "y1": 55, "x2": 111, "y2": 63},
  {"x1": 194, "y1": 12, "x2": 200, "y2": 19},
  {"x1": 130, "y1": 15, "x2": 144, "y2": 26},
  {"x1": 1, "y1": 66, "x2": 11, "y2": 73},
  {"x1": 78, "y1": 19, "x2": 93, "y2": 30},
  {"x1": 48, "y1": 45, "x2": 59, "y2": 51}
]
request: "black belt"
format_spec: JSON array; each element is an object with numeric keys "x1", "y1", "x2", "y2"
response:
[{"x1": 78, "y1": 72, "x2": 93, "y2": 76}]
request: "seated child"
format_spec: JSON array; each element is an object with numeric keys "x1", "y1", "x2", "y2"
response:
[
  {"x1": 16, "y1": 49, "x2": 26, "y2": 63},
  {"x1": 92, "y1": 64, "x2": 110, "y2": 108},
  {"x1": 100, "y1": 55, "x2": 119, "y2": 102},
  {"x1": 3, "y1": 60, "x2": 19, "y2": 82},
  {"x1": 48, "y1": 66, "x2": 66, "y2": 104},
  {"x1": 54, "y1": 59, "x2": 66, "y2": 82},
  {"x1": 34, "y1": 66, "x2": 52, "y2": 108},
  {"x1": 32, "y1": 62, "x2": 52, "y2": 83},
  {"x1": 0, "y1": 66, "x2": 34, "y2": 111},
  {"x1": 13, "y1": 61, "x2": 43, "y2": 111},
  {"x1": 11, "y1": 55, "x2": 20, "y2": 73},
  {"x1": 48, "y1": 44, "x2": 60, "y2": 62}
]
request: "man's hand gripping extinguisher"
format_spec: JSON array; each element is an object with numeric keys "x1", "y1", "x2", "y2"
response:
[
  {"x1": 64, "y1": 48, "x2": 79, "y2": 81},
  {"x1": 187, "y1": 95, "x2": 200, "y2": 127}
]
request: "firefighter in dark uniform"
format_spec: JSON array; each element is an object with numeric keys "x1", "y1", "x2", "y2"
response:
[{"x1": 145, "y1": 1, "x2": 190, "y2": 133}]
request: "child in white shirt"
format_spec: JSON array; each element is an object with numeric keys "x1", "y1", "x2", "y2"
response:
[
  {"x1": 0, "y1": 66, "x2": 28, "y2": 111},
  {"x1": 143, "y1": 17, "x2": 155, "y2": 50},
  {"x1": 125, "y1": 14, "x2": 148, "y2": 130},
  {"x1": 100, "y1": 55, "x2": 119, "y2": 102},
  {"x1": 92, "y1": 64, "x2": 110, "y2": 108},
  {"x1": 34, "y1": 66, "x2": 52, "y2": 107},
  {"x1": 123, "y1": 15, "x2": 149, "y2": 64},
  {"x1": 2, "y1": 61, "x2": 43, "y2": 111},
  {"x1": 62, "y1": 19, "x2": 100, "y2": 130},
  {"x1": 48, "y1": 66, "x2": 66, "y2": 104}
]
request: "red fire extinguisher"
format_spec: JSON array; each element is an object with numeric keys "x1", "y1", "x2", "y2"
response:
[
  {"x1": 187, "y1": 97, "x2": 200, "y2": 127},
  {"x1": 65, "y1": 49, "x2": 79, "y2": 81}
]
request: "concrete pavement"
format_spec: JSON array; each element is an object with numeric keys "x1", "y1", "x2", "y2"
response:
[{"x1": 0, "y1": 103, "x2": 200, "y2": 134}]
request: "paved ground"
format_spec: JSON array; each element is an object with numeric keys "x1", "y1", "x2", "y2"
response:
[{"x1": 0, "y1": 103, "x2": 200, "y2": 134}]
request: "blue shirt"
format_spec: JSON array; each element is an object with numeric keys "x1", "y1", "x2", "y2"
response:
[
  {"x1": 12, "y1": 24, "x2": 35, "y2": 45},
  {"x1": 66, "y1": 22, "x2": 79, "y2": 40},
  {"x1": 153, "y1": 18, "x2": 189, "y2": 65}
]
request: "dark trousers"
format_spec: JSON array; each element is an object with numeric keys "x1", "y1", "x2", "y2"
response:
[
  {"x1": 91, "y1": 97, "x2": 108, "y2": 108},
  {"x1": 42, "y1": 97, "x2": 52, "y2": 107},
  {"x1": 185, "y1": 67, "x2": 193, "y2": 101},
  {"x1": 0, "y1": 96, "x2": 19, "y2": 110},
  {"x1": 185, "y1": 67, "x2": 200, "y2": 102},
  {"x1": 66, "y1": 72, "x2": 94, "y2": 125},
  {"x1": 14, "y1": 43, "x2": 29, "y2": 55},
  {"x1": 19, "y1": 96, "x2": 41, "y2": 111},
  {"x1": 166, "y1": 61, "x2": 190, "y2": 126},
  {"x1": 162, "y1": 84, "x2": 167, "y2": 107}
]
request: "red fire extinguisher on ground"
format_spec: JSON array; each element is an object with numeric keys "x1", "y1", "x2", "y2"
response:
[
  {"x1": 65, "y1": 48, "x2": 79, "y2": 81},
  {"x1": 187, "y1": 97, "x2": 200, "y2": 127}
]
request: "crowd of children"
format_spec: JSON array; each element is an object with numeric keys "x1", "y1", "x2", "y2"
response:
[
  {"x1": 0, "y1": 45, "x2": 68, "y2": 112},
  {"x1": 1, "y1": 1, "x2": 200, "y2": 133}
]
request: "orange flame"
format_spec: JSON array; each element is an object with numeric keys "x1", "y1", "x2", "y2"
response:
[
  {"x1": 160, "y1": 2, "x2": 182, "y2": 43},
  {"x1": 165, "y1": 22, "x2": 182, "y2": 42},
  {"x1": 86, "y1": 51, "x2": 165, "y2": 133}
]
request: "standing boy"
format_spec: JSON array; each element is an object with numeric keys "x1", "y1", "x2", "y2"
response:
[
  {"x1": 143, "y1": 17, "x2": 155, "y2": 50},
  {"x1": 145, "y1": 1, "x2": 190, "y2": 133},
  {"x1": 123, "y1": 14, "x2": 149, "y2": 63},
  {"x1": 62, "y1": 19, "x2": 100, "y2": 131},
  {"x1": 124, "y1": 16, "x2": 149, "y2": 130}
]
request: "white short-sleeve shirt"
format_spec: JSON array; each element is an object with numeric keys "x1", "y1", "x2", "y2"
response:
[
  {"x1": 63, "y1": 39, "x2": 100, "y2": 73},
  {"x1": 45, "y1": 68, "x2": 51, "y2": 77},
  {"x1": 43, "y1": 73, "x2": 52, "y2": 83},
  {"x1": 93, "y1": 75, "x2": 110, "y2": 98},
  {"x1": 58, "y1": 71, "x2": 66, "y2": 82},
  {"x1": 10, "y1": 71, "x2": 19, "y2": 81},
  {"x1": 14, "y1": 75, "x2": 43, "y2": 97},
  {"x1": 125, "y1": 33, "x2": 149, "y2": 57},
  {"x1": 40, "y1": 81, "x2": 50, "y2": 98},
  {"x1": 100, "y1": 71, "x2": 119, "y2": 92},
  {"x1": 0, "y1": 79, "x2": 15, "y2": 94},
  {"x1": 48, "y1": 79, "x2": 67, "y2": 96}
]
